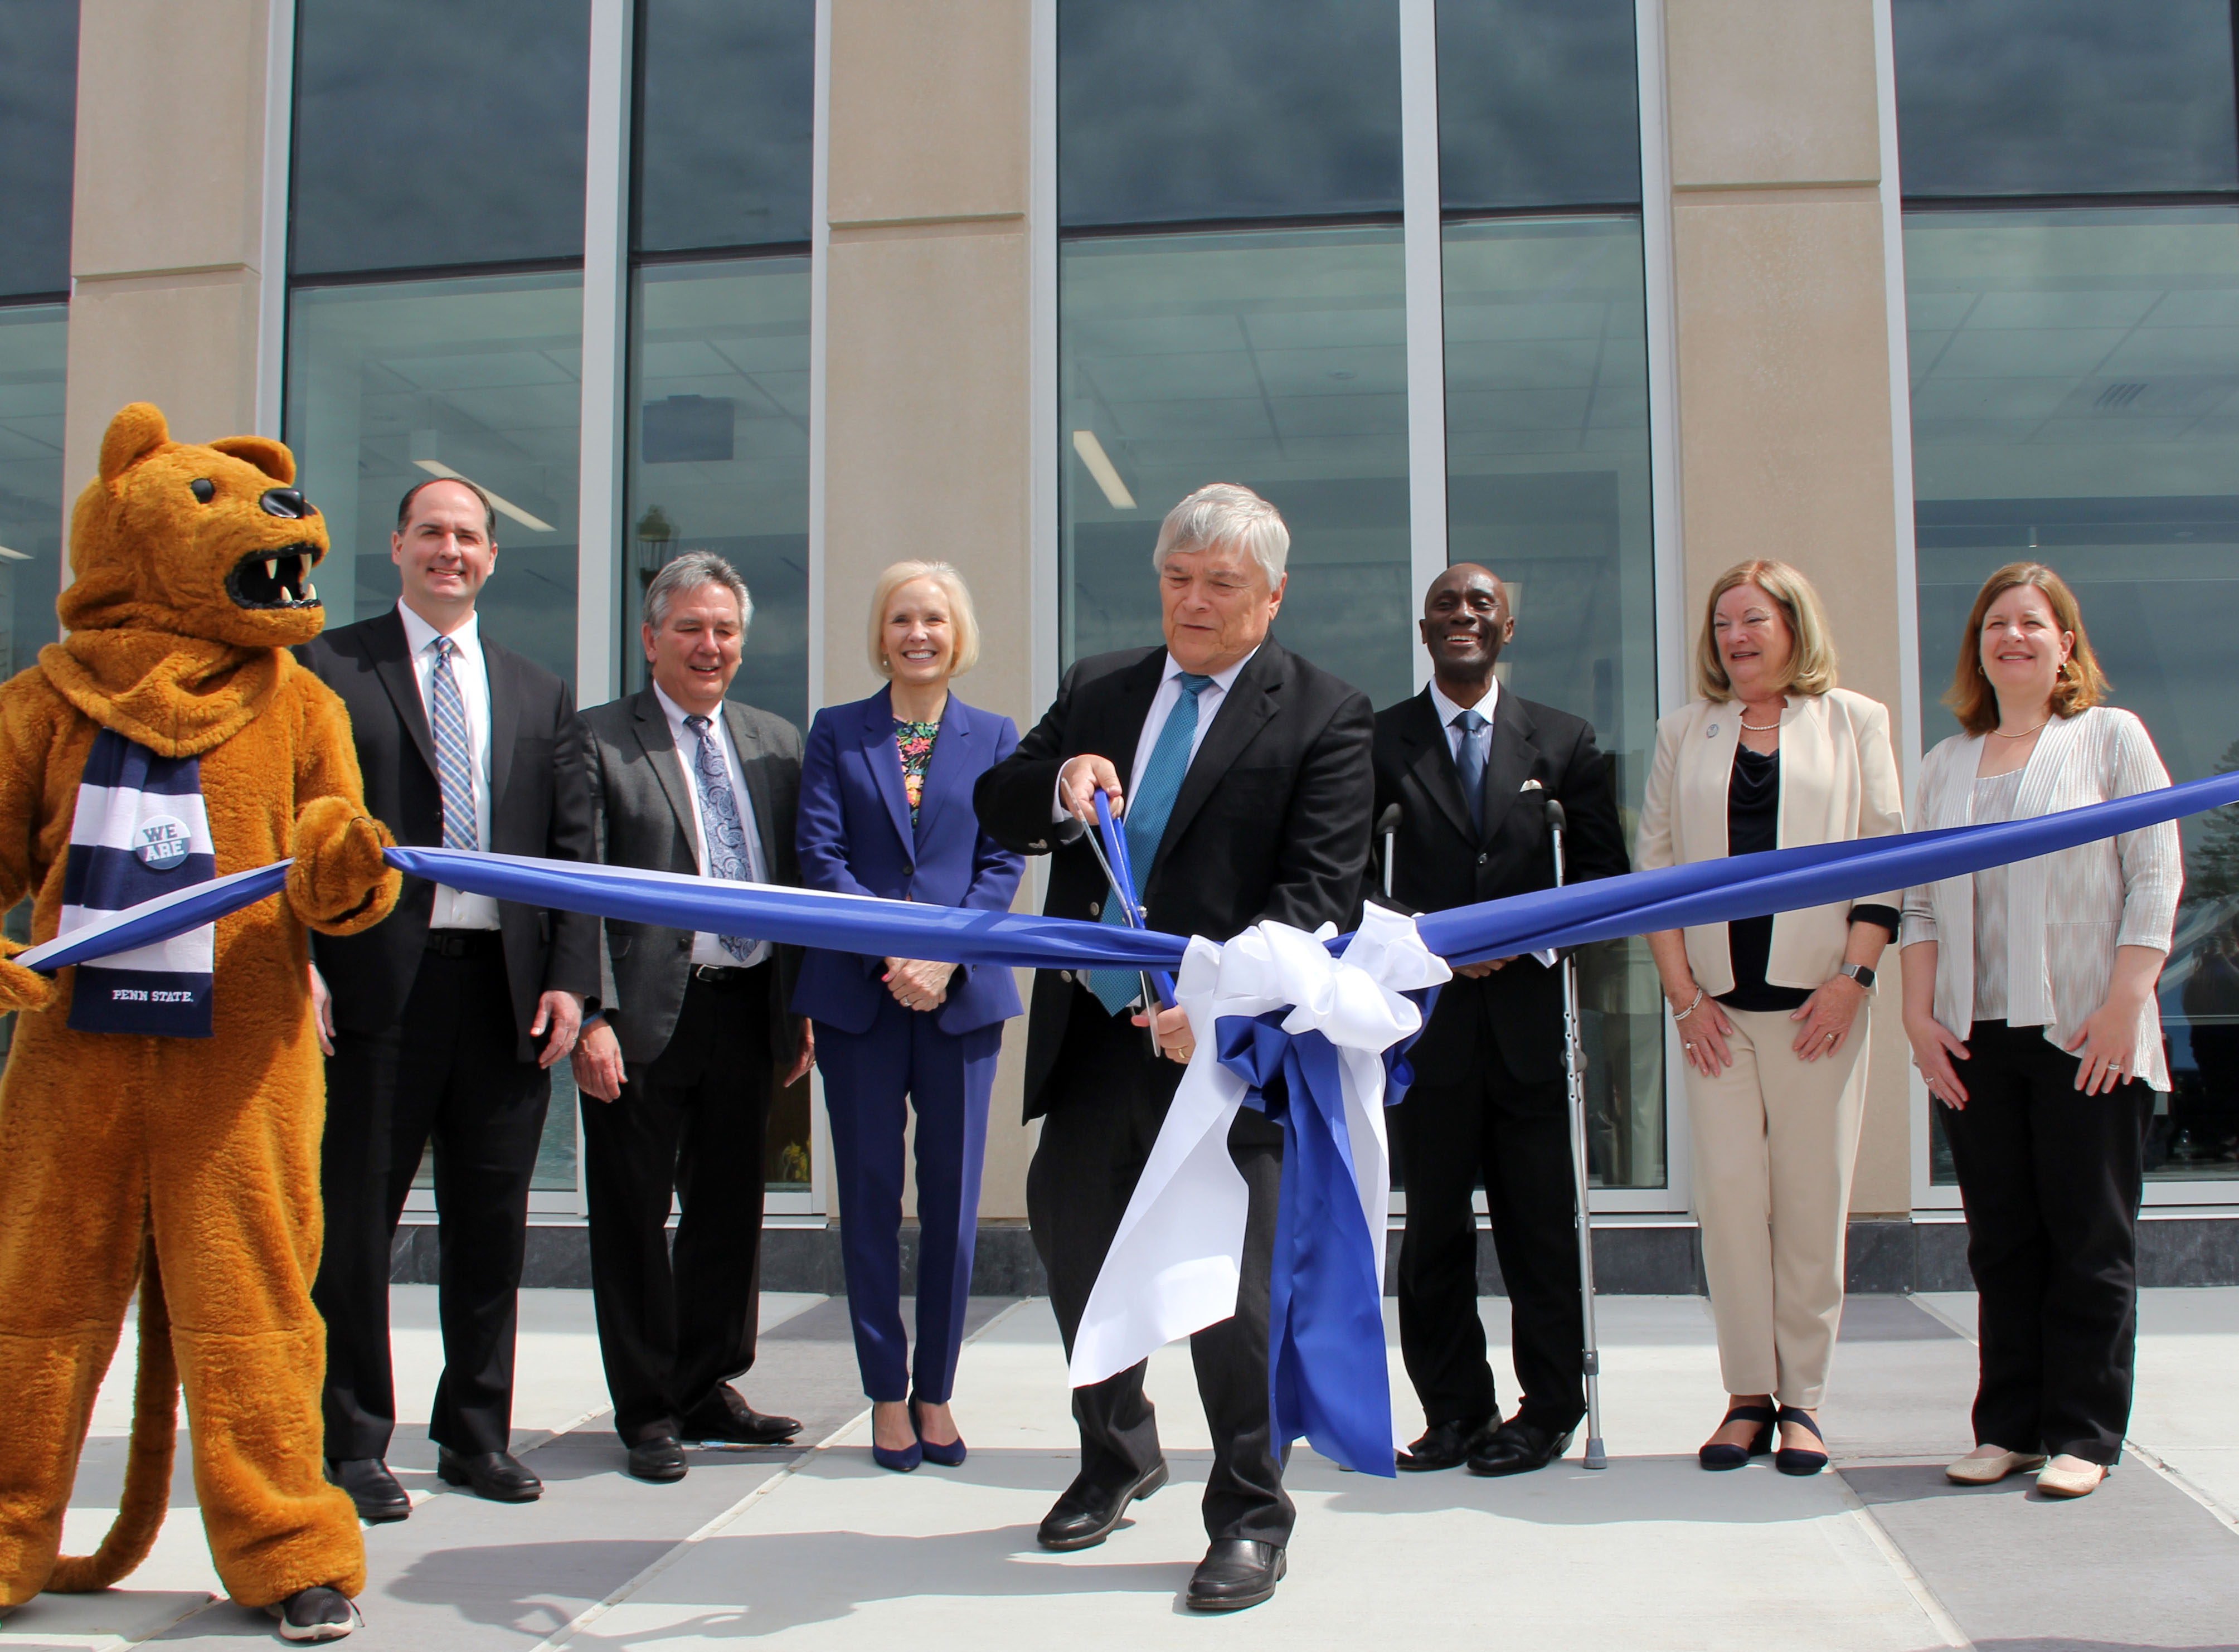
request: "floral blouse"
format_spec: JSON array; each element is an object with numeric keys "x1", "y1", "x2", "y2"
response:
[{"x1": 893, "y1": 718, "x2": 940, "y2": 823}]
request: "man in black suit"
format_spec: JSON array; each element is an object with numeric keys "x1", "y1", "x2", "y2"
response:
[
  {"x1": 301, "y1": 475, "x2": 599, "y2": 1518},
  {"x1": 568, "y1": 552, "x2": 809, "y2": 1485},
  {"x1": 1373, "y1": 562, "x2": 1628, "y2": 1477},
  {"x1": 975, "y1": 483, "x2": 1372, "y2": 1612}
]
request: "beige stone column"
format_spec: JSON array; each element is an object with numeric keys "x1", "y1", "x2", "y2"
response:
[
  {"x1": 1663, "y1": 0, "x2": 1915, "y2": 1214},
  {"x1": 822, "y1": 1, "x2": 1038, "y2": 1218},
  {"x1": 62, "y1": 0, "x2": 280, "y2": 516}
]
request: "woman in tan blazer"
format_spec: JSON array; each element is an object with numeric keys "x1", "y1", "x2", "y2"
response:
[
  {"x1": 1636, "y1": 561, "x2": 1904, "y2": 1476},
  {"x1": 1903, "y1": 562, "x2": 2179, "y2": 1500}
]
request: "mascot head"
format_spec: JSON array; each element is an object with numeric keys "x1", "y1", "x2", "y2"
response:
[{"x1": 61, "y1": 403, "x2": 330, "y2": 648}]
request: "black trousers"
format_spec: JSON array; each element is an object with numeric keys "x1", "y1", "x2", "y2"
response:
[
  {"x1": 1394, "y1": 1005, "x2": 1584, "y2": 1434},
  {"x1": 581, "y1": 966, "x2": 775, "y2": 1444},
  {"x1": 314, "y1": 939, "x2": 550, "y2": 1460},
  {"x1": 1940, "y1": 1019, "x2": 2154, "y2": 1466},
  {"x1": 1026, "y1": 986, "x2": 1292, "y2": 1547}
]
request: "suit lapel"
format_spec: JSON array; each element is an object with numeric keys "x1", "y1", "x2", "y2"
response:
[
  {"x1": 912, "y1": 694, "x2": 973, "y2": 847},
  {"x1": 629, "y1": 688, "x2": 698, "y2": 851},
  {"x1": 484, "y1": 640, "x2": 521, "y2": 815},
  {"x1": 368, "y1": 609, "x2": 440, "y2": 782},
  {"x1": 725, "y1": 699, "x2": 780, "y2": 877},
  {"x1": 1478, "y1": 688, "x2": 1536, "y2": 846},
  {"x1": 861, "y1": 689, "x2": 916, "y2": 855},
  {"x1": 1402, "y1": 690, "x2": 1474, "y2": 844},
  {"x1": 1158, "y1": 643, "x2": 1282, "y2": 866}
]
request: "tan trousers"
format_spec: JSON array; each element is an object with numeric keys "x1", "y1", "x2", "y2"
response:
[{"x1": 1687, "y1": 1005, "x2": 1871, "y2": 1409}]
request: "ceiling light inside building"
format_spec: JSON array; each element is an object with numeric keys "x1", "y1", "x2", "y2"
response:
[
  {"x1": 411, "y1": 459, "x2": 556, "y2": 532},
  {"x1": 1070, "y1": 430, "x2": 1136, "y2": 510},
  {"x1": 0, "y1": 545, "x2": 28, "y2": 562}
]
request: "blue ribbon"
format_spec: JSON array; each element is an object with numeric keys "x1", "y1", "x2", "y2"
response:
[{"x1": 1217, "y1": 1011, "x2": 1395, "y2": 1477}]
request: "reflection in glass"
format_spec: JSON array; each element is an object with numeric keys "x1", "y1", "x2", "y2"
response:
[
  {"x1": 1058, "y1": 0, "x2": 1401, "y2": 228},
  {"x1": 1906, "y1": 208, "x2": 2239, "y2": 1180},
  {"x1": 0, "y1": 0, "x2": 76, "y2": 298},
  {"x1": 635, "y1": 0, "x2": 814, "y2": 253},
  {"x1": 291, "y1": 0, "x2": 591, "y2": 276},
  {"x1": 284, "y1": 271, "x2": 584, "y2": 687},
  {"x1": 1893, "y1": 0, "x2": 2238, "y2": 198},
  {"x1": 1444, "y1": 216, "x2": 1663, "y2": 1188},
  {"x1": 1061, "y1": 227, "x2": 1412, "y2": 708},
  {"x1": 623, "y1": 257, "x2": 810, "y2": 732},
  {"x1": 0, "y1": 305, "x2": 66, "y2": 682},
  {"x1": 1437, "y1": 0, "x2": 1640, "y2": 212}
]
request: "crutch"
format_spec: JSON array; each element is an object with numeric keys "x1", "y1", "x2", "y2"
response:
[{"x1": 1543, "y1": 796, "x2": 1608, "y2": 1470}]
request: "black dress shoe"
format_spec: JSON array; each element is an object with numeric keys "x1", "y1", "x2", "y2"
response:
[
  {"x1": 626, "y1": 1436, "x2": 688, "y2": 1483},
  {"x1": 1466, "y1": 1417, "x2": 1575, "y2": 1477},
  {"x1": 683, "y1": 1384, "x2": 803, "y2": 1446},
  {"x1": 325, "y1": 1457, "x2": 410, "y2": 1523},
  {"x1": 1035, "y1": 1460, "x2": 1169, "y2": 1551},
  {"x1": 1396, "y1": 1416, "x2": 1493, "y2": 1472},
  {"x1": 435, "y1": 1447, "x2": 542, "y2": 1503},
  {"x1": 1186, "y1": 1540, "x2": 1286, "y2": 1611}
]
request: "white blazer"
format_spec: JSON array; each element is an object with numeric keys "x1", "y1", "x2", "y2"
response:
[
  {"x1": 1901, "y1": 706, "x2": 2182, "y2": 1089},
  {"x1": 1635, "y1": 688, "x2": 1906, "y2": 996}
]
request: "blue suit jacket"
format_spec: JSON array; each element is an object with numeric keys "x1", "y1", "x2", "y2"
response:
[{"x1": 791, "y1": 686, "x2": 1026, "y2": 1036}]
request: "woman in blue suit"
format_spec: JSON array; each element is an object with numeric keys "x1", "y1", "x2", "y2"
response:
[{"x1": 794, "y1": 561, "x2": 1024, "y2": 1471}]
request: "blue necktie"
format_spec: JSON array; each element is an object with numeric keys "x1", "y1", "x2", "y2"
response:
[
  {"x1": 1087, "y1": 673, "x2": 1213, "y2": 1016},
  {"x1": 1454, "y1": 707, "x2": 1489, "y2": 837},
  {"x1": 428, "y1": 638, "x2": 479, "y2": 852},
  {"x1": 684, "y1": 713, "x2": 756, "y2": 962}
]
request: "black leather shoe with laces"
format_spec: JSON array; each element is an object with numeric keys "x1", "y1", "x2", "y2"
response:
[
  {"x1": 1186, "y1": 1541, "x2": 1286, "y2": 1611},
  {"x1": 1035, "y1": 1461, "x2": 1169, "y2": 1551}
]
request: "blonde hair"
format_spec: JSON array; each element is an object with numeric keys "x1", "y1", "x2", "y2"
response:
[
  {"x1": 1695, "y1": 559, "x2": 1838, "y2": 702},
  {"x1": 1944, "y1": 561, "x2": 2108, "y2": 736},
  {"x1": 867, "y1": 560, "x2": 980, "y2": 679}
]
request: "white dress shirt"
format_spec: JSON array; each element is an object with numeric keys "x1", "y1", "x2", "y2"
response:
[
  {"x1": 1052, "y1": 646, "x2": 1261, "y2": 822},
  {"x1": 1427, "y1": 677, "x2": 1500, "y2": 764},
  {"x1": 653, "y1": 684, "x2": 771, "y2": 969},
  {"x1": 396, "y1": 599, "x2": 500, "y2": 931}
]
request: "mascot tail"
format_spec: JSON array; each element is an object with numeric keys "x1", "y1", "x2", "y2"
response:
[{"x1": 48, "y1": 1243, "x2": 179, "y2": 1593}]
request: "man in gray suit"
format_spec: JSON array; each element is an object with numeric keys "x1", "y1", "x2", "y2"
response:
[{"x1": 570, "y1": 552, "x2": 813, "y2": 1483}]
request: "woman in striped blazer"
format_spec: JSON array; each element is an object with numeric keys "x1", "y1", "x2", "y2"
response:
[{"x1": 1903, "y1": 562, "x2": 2181, "y2": 1501}]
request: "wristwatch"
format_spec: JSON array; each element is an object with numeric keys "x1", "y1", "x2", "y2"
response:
[{"x1": 1839, "y1": 961, "x2": 1877, "y2": 990}]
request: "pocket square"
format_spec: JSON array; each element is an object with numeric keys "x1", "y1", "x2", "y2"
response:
[{"x1": 1519, "y1": 778, "x2": 1543, "y2": 793}]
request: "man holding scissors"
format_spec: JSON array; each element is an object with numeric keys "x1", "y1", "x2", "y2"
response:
[{"x1": 975, "y1": 482, "x2": 1373, "y2": 1611}]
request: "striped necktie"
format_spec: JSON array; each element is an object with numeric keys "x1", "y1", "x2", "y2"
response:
[
  {"x1": 428, "y1": 636, "x2": 479, "y2": 852},
  {"x1": 1086, "y1": 672, "x2": 1213, "y2": 1016}
]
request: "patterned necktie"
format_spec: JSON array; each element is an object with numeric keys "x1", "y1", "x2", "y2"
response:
[
  {"x1": 428, "y1": 637, "x2": 478, "y2": 852},
  {"x1": 1087, "y1": 672, "x2": 1214, "y2": 1016},
  {"x1": 684, "y1": 714, "x2": 756, "y2": 962},
  {"x1": 1454, "y1": 707, "x2": 1489, "y2": 837}
]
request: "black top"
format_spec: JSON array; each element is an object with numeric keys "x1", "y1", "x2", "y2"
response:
[{"x1": 1717, "y1": 746, "x2": 1898, "y2": 1013}]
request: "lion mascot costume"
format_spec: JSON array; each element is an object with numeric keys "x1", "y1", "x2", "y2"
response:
[{"x1": 0, "y1": 405, "x2": 401, "y2": 1641}]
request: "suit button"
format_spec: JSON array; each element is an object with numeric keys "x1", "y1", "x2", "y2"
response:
[
  {"x1": 677, "y1": 936, "x2": 691, "y2": 951},
  {"x1": 902, "y1": 862, "x2": 914, "y2": 875},
  {"x1": 1088, "y1": 900, "x2": 1100, "y2": 917},
  {"x1": 1477, "y1": 852, "x2": 1488, "y2": 866},
  {"x1": 1060, "y1": 970, "x2": 1074, "y2": 984}
]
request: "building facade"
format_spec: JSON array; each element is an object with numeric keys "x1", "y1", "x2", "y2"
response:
[{"x1": 8, "y1": 0, "x2": 2239, "y2": 1283}]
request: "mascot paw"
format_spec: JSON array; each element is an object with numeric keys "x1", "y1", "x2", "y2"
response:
[
  {"x1": 286, "y1": 796, "x2": 401, "y2": 935},
  {"x1": 0, "y1": 946, "x2": 56, "y2": 1013}
]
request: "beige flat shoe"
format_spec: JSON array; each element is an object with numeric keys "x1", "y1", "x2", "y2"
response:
[
  {"x1": 2036, "y1": 1455, "x2": 2106, "y2": 1498},
  {"x1": 1945, "y1": 1446, "x2": 2048, "y2": 1484}
]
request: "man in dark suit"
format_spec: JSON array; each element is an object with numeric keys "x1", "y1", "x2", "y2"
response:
[
  {"x1": 975, "y1": 483, "x2": 1372, "y2": 1612},
  {"x1": 1373, "y1": 562, "x2": 1628, "y2": 1477},
  {"x1": 300, "y1": 475, "x2": 599, "y2": 1518},
  {"x1": 568, "y1": 552, "x2": 810, "y2": 1485}
]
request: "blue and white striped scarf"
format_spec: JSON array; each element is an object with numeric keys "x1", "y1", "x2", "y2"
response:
[{"x1": 59, "y1": 728, "x2": 217, "y2": 1037}]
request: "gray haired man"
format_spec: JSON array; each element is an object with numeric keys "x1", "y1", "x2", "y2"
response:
[{"x1": 570, "y1": 553, "x2": 812, "y2": 1483}]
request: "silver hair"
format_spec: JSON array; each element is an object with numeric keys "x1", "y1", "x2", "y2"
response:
[
  {"x1": 1150, "y1": 482, "x2": 1290, "y2": 587},
  {"x1": 644, "y1": 550, "x2": 754, "y2": 632}
]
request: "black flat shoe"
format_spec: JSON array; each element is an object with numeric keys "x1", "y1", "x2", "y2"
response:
[
  {"x1": 1467, "y1": 1417, "x2": 1576, "y2": 1477},
  {"x1": 626, "y1": 1435, "x2": 688, "y2": 1483},
  {"x1": 1698, "y1": 1404, "x2": 1776, "y2": 1471},
  {"x1": 1396, "y1": 1416, "x2": 1492, "y2": 1472},
  {"x1": 325, "y1": 1457, "x2": 410, "y2": 1524},
  {"x1": 436, "y1": 1446, "x2": 542, "y2": 1503},
  {"x1": 1774, "y1": 1406, "x2": 1828, "y2": 1476},
  {"x1": 267, "y1": 1585, "x2": 359, "y2": 1642},
  {"x1": 683, "y1": 1384, "x2": 803, "y2": 1446},
  {"x1": 1186, "y1": 1540, "x2": 1286, "y2": 1611},
  {"x1": 1036, "y1": 1460, "x2": 1169, "y2": 1551}
]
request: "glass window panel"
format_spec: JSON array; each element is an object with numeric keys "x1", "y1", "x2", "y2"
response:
[
  {"x1": 1061, "y1": 227, "x2": 1412, "y2": 708},
  {"x1": 1905, "y1": 207, "x2": 2239, "y2": 1183},
  {"x1": 0, "y1": 305, "x2": 67, "y2": 681},
  {"x1": 1444, "y1": 216, "x2": 1664, "y2": 1188},
  {"x1": 290, "y1": 0, "x2": 591, "y2": 276},
  {"x1": 1894, "y1": 0, "x2": 2239, "y2": 198},
  {"x1": 1438, "y1": 0, "x2": 1641, "y2": 212},
  {"x1": 0, "y1": 1, "x2": 76, "y2": 298},
  {"x1": 1058, "y1": 1, "x2": 1402, "y2": 229},
  {"x1": 284, "y1": 271, "x2": 583, "y2": 688},
  {"x1": 635, "y1": 0, "x2": 814, "y2": 252}
]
